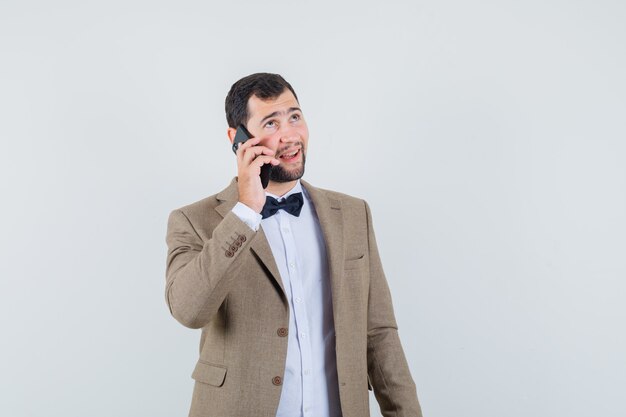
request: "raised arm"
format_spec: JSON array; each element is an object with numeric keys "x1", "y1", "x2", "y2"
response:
[{"x1": 165, "y1": 209, "x2": 255, "y2": 329}]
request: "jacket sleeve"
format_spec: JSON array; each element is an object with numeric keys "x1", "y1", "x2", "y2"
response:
[
  {"x1": 165, "y1": 208, "x2": 257, "y2": 329},
  {"x1": 364, "y1": 200, "x2": 423, "y2": 417}
]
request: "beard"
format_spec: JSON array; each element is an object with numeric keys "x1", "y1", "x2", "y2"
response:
[{"x1": 269, "y1": 150, "x2": 306, "y2": 183}]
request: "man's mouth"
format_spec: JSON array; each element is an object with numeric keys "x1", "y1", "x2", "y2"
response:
[{"x1": 279, "y1": 148, "x2": 301, "y2": 162}]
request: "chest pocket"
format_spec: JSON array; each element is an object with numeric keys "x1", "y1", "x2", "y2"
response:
[{"x1": 344, "y1": 254, "x2": 365, "y2": 270}]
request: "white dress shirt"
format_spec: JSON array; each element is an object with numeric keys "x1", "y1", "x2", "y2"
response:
[{"x1": 232, "y1": 180, "x2": 342, "y2": 417}]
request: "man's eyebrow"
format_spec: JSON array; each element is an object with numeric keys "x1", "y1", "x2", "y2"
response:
[{"x1": 259, "y1": 107, "x2": 302, "y2": 126}]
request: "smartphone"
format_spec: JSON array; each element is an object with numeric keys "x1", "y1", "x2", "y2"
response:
[{"x1": 232, "y1": 124, "x2": 271, "y2": 189}]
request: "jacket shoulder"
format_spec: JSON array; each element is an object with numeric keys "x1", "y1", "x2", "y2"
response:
[
  {"x1": 173, "y1": 193, "x2": 219, "y2": 213},
  {"x1": 307, "y1": 184, "x2": 368, "y2": 213},
  {"x1": 169, "y1": 193, "x2": 223, "y2": 227}
]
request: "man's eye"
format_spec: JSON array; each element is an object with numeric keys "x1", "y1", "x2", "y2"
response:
[
  {"x1": 265, "y1": 121, "x2": 276, "y2": 128},
  {"x1": 291, "y1": 114, "x2": 301, "y2": 121}
]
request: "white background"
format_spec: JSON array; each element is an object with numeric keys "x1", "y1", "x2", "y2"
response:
[{"x1": 1, "y1": 1, "x2": 625, "y2": 416}]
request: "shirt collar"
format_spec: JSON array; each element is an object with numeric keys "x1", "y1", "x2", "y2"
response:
[{"x1": 265, "y1": 180, "x2": 303, "y2": 201}]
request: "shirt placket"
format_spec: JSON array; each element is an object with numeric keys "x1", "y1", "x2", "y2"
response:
[{"x1": 277, "y1": 210, "x2": 313, "y2": 416}]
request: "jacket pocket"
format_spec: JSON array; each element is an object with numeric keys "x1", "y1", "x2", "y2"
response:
[
  {"x1": 344, "y1": 254, "x2": 365, "y2": 270},
  {"x1": 191, "y1": 360, "x2": 227, "y2": 387}
]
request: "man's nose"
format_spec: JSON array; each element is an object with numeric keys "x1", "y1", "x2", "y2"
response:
[{"x1": 279, "y1": 124, "x2": 299, "y2": 142}]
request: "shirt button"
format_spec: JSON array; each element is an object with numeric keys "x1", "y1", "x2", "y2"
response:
[
  {"x1": 282, "y1": 228, "x2": 290, "y2": 233},
  {"x1": 300, "y1": 332, "x2": 306, "y2": 339},
  {"x1": 277, "y1": 327, "x2": 288, "y2": 337},
  {"x1": 289, "y1": 262, "x2": 295, "y2": 269},
  {"x1": 272, "y1": 376, "x2": 282, "y2": 386},
  {"x1": 295, "y1": 297, "x2": 302, "y2": 303},
  {"x1": 304, "y1": 369, "x2": 310, "y2": 375}
]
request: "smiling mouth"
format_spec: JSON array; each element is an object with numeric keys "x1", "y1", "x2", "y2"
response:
[{"x1": 279, "y1": 148, "x2": 300, "y2": 162}]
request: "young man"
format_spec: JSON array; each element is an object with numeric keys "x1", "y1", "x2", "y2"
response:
[{"x1": 165, "y1": 73, "x2": 422, "y2": 417}]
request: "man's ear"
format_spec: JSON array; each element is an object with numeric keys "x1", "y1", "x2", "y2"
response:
[{"x1": 227, "y1": 127, "x2": 237, "y2": 144}]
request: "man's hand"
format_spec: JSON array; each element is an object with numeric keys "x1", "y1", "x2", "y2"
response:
[{"x1": 236, "y1": 137, "x2": 280, "y2": 213}]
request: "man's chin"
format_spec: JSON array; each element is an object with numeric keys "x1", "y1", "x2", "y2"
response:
[{"x1": 269, "y1": 164, "x2": 305, "y2": 183}]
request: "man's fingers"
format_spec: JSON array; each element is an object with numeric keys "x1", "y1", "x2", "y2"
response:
[
  {"x1": 241, "y1": 145, "x2": 275, "y2": 166},
  {"x1": 234, "y1": 136, "x2": 279, "y2": 173},
  {"x1": 235, "y1": 137, "x2": 261, "y2": 163},
  {"x1": 236, "y1": 136, "x2": 260, "y2": 152},
  {"x1": 253, "y1": 155, "x2": 280, "y2": 168}
]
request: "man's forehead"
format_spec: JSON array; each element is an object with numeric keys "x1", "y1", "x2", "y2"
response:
[{"x1": 248, "y1": 90, "x2": 300, "y2": 118}]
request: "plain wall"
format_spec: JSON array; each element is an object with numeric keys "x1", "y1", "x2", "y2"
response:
[{"x1": 1, "y1": 1, "x2": 625, "y2": 416}]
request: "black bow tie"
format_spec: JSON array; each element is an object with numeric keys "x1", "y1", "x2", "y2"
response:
[{"x1": 261, "y1": 192, "x2": 304, "y2": 219}]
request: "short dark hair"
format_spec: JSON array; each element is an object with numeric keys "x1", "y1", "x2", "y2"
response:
[{"x1": 225, "y1": 73, "x2": 299, "y2": 129}]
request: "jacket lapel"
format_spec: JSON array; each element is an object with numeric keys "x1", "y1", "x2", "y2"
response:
[
  {"x1": 301, "y1": 180, "x2": 345, "y2": 318},
  {"x1": 214, "y1": 178, "x2": 286, "y2": 299}
]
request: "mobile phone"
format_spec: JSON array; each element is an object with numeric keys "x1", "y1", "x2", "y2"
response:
[{"x1": 232, "y1": 124, "x2": 271, "y2": 189}]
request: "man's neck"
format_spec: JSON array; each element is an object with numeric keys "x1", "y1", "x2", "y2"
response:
[{"x1": 265, "y1": 180, "x2": 299, "y2": 198}]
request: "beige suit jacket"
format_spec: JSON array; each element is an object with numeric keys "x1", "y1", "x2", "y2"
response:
[{"x1": 165, "y1": 178, "x2": 422, "y2": 417}]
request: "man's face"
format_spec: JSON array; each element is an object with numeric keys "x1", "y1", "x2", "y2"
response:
[{"x1": 244, "y1": 89, "x2": 309, "y2": 183}]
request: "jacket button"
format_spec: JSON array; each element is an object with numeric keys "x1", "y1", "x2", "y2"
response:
[
  {"x1": 277, "y1": 327, "x2": 288, "y2": 337},
  {"x1": 272, "y1": 376, "x2": 282, "y2": 386},
  {"x1": 238, "y1": 235, "x2": 246, "y2": 243},
  {"x1": 225, "y1": 250, "x2": 233, "y2": 258}
]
